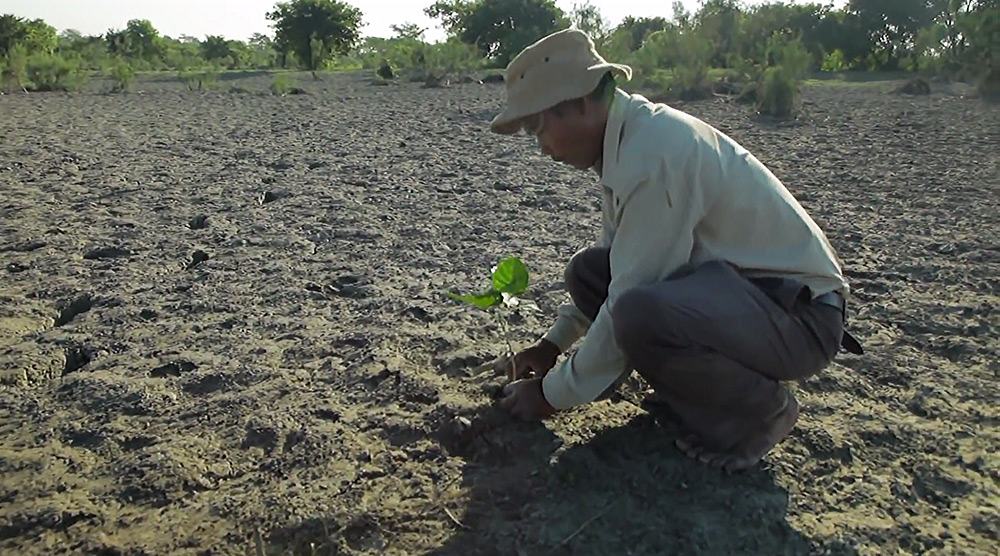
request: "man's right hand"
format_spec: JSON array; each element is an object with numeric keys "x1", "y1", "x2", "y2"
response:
[{"x1": 504, "y1": 339, "x2": 561, "y2": 381}]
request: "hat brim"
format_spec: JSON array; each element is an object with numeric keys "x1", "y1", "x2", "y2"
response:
[{"x1": 489, "y1": 62, "x2": 632, "y2": 135}]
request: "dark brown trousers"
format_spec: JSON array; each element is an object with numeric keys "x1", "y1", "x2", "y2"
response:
[{"x1": 565, "y1": 247, "x2": 844, "y2": 438}]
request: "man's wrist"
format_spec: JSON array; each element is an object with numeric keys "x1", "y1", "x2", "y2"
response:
[{"x1": 538, "y1": 338, "x2": 561, "y2": 356}]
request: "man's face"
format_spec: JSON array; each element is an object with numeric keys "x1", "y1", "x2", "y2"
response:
[{"x1": 523, "y1": 100, "x2": 603, "y2": 171}]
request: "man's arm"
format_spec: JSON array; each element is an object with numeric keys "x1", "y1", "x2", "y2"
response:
[
  {"x1": 541, "y1": 157, "x2": 706, "y2": 410},
  {"x1": 541, "y1": 185, "x2": 618, "y2": 353}
]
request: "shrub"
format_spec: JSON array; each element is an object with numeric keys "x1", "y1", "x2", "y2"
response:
[
  {"x1": 25, "y1": 54, "x2": 86, "y2": 92},
  {"x1": 422, "y1": 39, "x2": 481, "y2": 77},
  {"x1": 108, "y1": 61, "x2": 135, "y2": 93},
  {"x1": 376, "y1": 59, "x2": 394, "y2": 79},
  {"x1": 666, "y1": 31, "x2": 712, "y2": 100},
  {"x1": 754, "y1": 34, "x2": 811, "y2": 118},
  {"x1": 1, "y1": 45, "x2": 29, "y2": 92},
  {"x1": 977, "y1": 66, "x2": 999, "y2": 100},
  {"x1": 270, "y1": 73, "x2": 306, "y2": 95},
  {"x1": 179, "y1": 67, "x2": 219, "y2": 91},
  {"x1": 821, "y1": 49, "x2": 848, "y2": 72},
  {"x1": 756, "y1": 66, "x2": 800, "y2": 118}
]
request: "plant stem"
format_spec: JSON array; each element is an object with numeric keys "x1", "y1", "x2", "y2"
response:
[{"x1": 495, "y1": 310, "x2": 516, "y2": 382}]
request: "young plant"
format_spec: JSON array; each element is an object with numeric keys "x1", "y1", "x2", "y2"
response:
[{"x1": 447, "y1": 257, "x2": 530, "y2": 381}]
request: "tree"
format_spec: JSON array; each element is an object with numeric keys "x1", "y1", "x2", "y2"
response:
[
  {"x1": 848, "y1": 0, "x2": 938, "y2": 69},
  {"x1": 0, "y1": 14, "x2": 28, "y2": 57},
  {"x1": 570, "y1": 1, "x2": 608, "y2": 41},
  {"x1": 0, "y1": 16, "x2": 57, "y2": 57},
  {"x1": 612, "y1": 16, "x2": 669, "y2": 51},
  {"x1": 391, "y1": 22, "x2": 425, "y2": 41},
  {"x1": 424, "y1": 0, "x2": 567, "y2": 66},
  {"x1": 694, "y1": 0, "x2": 743, "y2": 68},
  {"x1": 105, "y1": 19, "x2": 163, "y2": 65},
  {"x1": 266, "y1": 0, "x2": 362, "y2": 70},
  {"x1": 201, "y1": 35, "x2": 232, "y2": 62}
]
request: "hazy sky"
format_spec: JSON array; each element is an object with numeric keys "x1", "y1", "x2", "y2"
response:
[{"x1": 2, "y1": 1, "x2": 844, "y2": 42}]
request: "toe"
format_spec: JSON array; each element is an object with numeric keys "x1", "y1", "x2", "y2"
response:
[
  {"x1": 697, "y1": 451, "x2": 719, "y2": 464},
  {"x1": 707, "y1": 454, "x2": 734, "y2": 469},
  {"x1": 724, "y1": 455, "x2": 760, "y2": 474},
  {"x1": 675, "y1": 435, "x2": 699, "y2": 452}
]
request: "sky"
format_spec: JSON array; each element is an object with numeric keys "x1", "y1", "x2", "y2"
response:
[{"x1": 2, "y1": 0, "x2": 845, "y2": 43}]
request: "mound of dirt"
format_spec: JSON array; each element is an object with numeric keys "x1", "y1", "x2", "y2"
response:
[{"x1": 895, "y1": 78, "x2": 931, "y2": 95}]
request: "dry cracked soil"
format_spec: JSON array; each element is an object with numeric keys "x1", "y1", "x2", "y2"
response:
[{"x1": 0, "y1": 71, "x2": 997, "y2": 555}]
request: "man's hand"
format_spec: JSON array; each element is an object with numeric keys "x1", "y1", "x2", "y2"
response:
[
  {"x1": 504, "y1": 339, "x2": 560, "y2": 380},
  {"x1": 498, "y1": 378, "x2": 555, "y2": 421}
]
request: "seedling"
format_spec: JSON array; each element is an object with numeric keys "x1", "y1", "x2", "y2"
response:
[{"x1": 447, "y1": 256, "x2": 530, "y2": 381}]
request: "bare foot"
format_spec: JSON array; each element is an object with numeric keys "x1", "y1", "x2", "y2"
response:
[
  {"x1": 640, "y1": 389, "x2": 681, "y2": 423},
  {"x1": 675, "y1": 393, "x2": 800, "y2": 474}
]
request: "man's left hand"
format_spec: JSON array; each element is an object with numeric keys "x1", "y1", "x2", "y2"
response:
[{"x1": 499, "y1": 378, "x2": 555, "y2": 421}]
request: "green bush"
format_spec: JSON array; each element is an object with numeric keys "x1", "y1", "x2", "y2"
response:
[
  {"x1": 753, "y1": 33, "x2": 810, "y2": 118},
  {"x1": 269, "y1": 73, "x2": 302, "y2": 95},
  {"x1": 821, "y1": 49, "x2": 848, "y2": 72},
  {"x1": 977, "y1": 66, "x2": 999, "y2": 99},
  {"x1": 756, "y1": 66, "x2": 800, "y2": 118},
  {"x1": 1, "y1": 44, "x2": 29, "y2": 92},
  {"x1": 179, "y1": 67, "x2": 219, "y2": 91},
  {"x1": 25, "y1": 54, "x2": 86, "y2": 92},
  {"x1": 765, "y1": 33, "x2": 811, "y2": 80},
  {"x1": 422, "y1": 39, "x2": 481, "y2": 77},
  {"x1": 107, "y1": 61, "x2": 135, "y2": 92}
]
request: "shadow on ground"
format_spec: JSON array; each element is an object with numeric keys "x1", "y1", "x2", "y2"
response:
[{"x1": 425, "y1": 410, "x2": 862, "y2": 556}]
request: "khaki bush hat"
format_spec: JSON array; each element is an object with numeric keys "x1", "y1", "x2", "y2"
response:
[{"x1": 490, "y1": 27, "x2": 633, "y2": 135}]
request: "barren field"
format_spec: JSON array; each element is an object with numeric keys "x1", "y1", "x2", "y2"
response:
[{"x1": 1, "y1": 71, "x2": 997, "y2": 555}]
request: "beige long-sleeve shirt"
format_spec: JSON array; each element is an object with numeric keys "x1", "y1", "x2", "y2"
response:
[{"x1": 540, "y1": 88, "x2": 848, "y2": 410}]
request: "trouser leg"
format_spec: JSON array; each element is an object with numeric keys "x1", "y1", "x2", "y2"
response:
[
  {"x1": 563, "y1": 247, "x2": 610, "y2": 322},
  {"x1": 609, "y1": 260, "x2": 844, "y2": 447}
]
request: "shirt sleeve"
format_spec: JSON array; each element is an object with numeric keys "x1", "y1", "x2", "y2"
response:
[
  {"x1": 541, "y1": 185, "x2": 618, "y2": 353},
  {"x1": 541, "y1": 154, "x2": 706, "y2": 410}
]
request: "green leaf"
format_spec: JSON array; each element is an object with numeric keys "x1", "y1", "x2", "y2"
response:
[
  {"x1": 491, "y1": 257, "x2": 529, "y2": 295},
  {"x1": 447, "y1": 289, "x2": 502, "y2": 310}
]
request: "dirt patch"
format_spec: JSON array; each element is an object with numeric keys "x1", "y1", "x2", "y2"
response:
[{"x1": 0, "y1": 72, "x2": 997, "y2": 555}]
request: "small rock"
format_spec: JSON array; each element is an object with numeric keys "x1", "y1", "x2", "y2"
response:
[{"x1": 188, "y1": 215, "x2": 209, "y2": 230}]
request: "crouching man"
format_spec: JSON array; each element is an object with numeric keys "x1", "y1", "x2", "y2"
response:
[{"x1": 492, "y1": 28, "x2": 862, "y2": 473}]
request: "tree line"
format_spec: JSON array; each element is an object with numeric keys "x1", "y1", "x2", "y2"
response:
[{"x1": 1, "y1": 0, "x2": 995, "y2": 93}]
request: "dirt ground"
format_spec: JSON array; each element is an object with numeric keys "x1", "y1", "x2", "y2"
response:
[{"x1": 0, "y1": 71, "x2": 997, "y2": 556}]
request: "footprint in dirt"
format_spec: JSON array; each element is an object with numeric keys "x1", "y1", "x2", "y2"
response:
[
  {"x1": 55, "y1": 294, "x2": 94, "y2": 327},
  {"x1": 150, "y1": 361, "x2": 197, "y2": 378},
  {"x1": 317, "y1": 275, "x2": 371, "y2": 299},
  {"x1": 1, "y1": 239, "x2": 46, "y2": 253},
  {"x1": 83, "y1": 246, "x2": 131, "y2": 260},
  {"x1": 62, "y1": 345, "x2": 94, "y2": 375}
]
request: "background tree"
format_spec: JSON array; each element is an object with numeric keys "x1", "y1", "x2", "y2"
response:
[
  {"x1": 0, "y1": 14, "x2": 29, "y2": 58},
  {"x1": 425, "y1": 0, "x2": 567, "y2": 66},
  {"x1": 266, "y1": 0, "x2": 362, "y2": 70},
  {"x1": 848, "y1": 0, "x2": 939, "y2": 69},
  {"x1": 570, "y1": 1, "x2": 608, "y2": 41},
  {"x1": 390, "y1": 22, "x2": 426, "y2": 41}
]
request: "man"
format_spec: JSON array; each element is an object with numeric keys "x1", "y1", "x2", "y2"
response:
[{"x1": 492, "y1": 28, "x2": 862, "y2": 473}]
